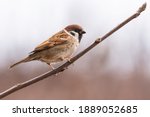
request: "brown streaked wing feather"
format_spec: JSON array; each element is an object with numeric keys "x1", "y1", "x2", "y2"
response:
[{"x1": 31, "y1": 30, "x2": 69, "y2": 53}]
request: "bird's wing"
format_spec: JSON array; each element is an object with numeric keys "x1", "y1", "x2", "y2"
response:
[{"x1": 30, "y1": 30, "x2": 69, "y2": 54}]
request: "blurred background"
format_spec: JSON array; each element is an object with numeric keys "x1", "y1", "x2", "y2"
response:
[{"x1": 0, "y1": 0, "x2": 150, "y2": 99}]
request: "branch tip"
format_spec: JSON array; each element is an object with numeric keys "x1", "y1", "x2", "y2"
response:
[{"x1": 137, "y1": 2, "x2": 147, "y2": 13}]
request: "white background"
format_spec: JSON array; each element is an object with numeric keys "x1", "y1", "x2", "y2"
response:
[{"x1": 0, "y1": 100, "x2": 150, "y2": 117}]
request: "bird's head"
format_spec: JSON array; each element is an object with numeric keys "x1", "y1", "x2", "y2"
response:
[{"x1": 65, "y1": 24, "x2": 86, "y2": 42}]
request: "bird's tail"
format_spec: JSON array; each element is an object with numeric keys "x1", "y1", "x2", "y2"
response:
[{"x1": 10, "y1": 57, "x2": 30, "y2": 68}]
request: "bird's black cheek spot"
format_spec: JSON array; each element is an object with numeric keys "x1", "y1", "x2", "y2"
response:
[
  {"x1": 79, "y1": 34, "x2": 83, "y2": 42},
  {"x1": 69, "y1": 31, "x2": 75, "y2": 36}
]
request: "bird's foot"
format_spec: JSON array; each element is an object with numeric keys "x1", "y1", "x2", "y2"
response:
[{"x1": 47, "y1": 63, "x2": 55, "y2": 70}]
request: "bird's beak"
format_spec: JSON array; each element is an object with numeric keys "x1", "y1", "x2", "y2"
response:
[{"x1": 81, "y1": 30, "x2": 86, "y2": 34}]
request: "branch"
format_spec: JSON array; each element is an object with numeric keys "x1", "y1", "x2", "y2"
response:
[{"x1": 0, "y1": 3, "x2": 147, "y2": 99}]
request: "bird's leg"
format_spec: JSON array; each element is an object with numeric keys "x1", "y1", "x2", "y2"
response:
[
  {"x1": 61, "y1": 56, "x2": 72, "y2": 62},
  {"x1": 46, "y1": 63, "x2": 55, "y2": 70},
  {"x1": 50, "y1": 64, "x2": 55, "y2": 70},
  {"x1": 67, "y1": 57, "x2": 75, "y2": 67},
  {"x1": 66, "y1": 57, "x2": 71, "y2": 62},
  {"x1": 65, "y1": 57, "x2": 74, "y2": 66},
  {"x1": 59, "y1": 57, "x2": 65, "y2": 61},
  {"x1": 60, "y1": 56, "x2": 71, "y2": 62},
  {"x1": 46, "y1": 63, "x2": 59, "y2": 76}
]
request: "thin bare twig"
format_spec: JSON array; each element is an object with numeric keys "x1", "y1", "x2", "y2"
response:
[{"x1": 0, "y1": 3, "x2": 147, "y2": 99}]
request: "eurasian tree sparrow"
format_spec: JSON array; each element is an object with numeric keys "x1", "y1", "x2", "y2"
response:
[{"x1": 10, "y1": 24, "x2": 86, "y2": 68}]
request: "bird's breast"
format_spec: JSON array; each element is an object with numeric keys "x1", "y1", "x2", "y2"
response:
[{"x1": 39, "y1": 39, "x2": 79, "y2": 63}]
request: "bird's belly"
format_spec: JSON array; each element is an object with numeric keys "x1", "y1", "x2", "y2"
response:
[{"x1": 39, "y1": 42, "x2": 78, "y2": 63}]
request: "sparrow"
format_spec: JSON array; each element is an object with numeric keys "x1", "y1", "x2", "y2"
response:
[{"x1": 10, "y1": 24, "x2": 86, "y2": 69}]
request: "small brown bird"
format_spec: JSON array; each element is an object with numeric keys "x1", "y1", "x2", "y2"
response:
[{"x1": 10, "y1": 24, "x2": 86, "y2": 68}]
